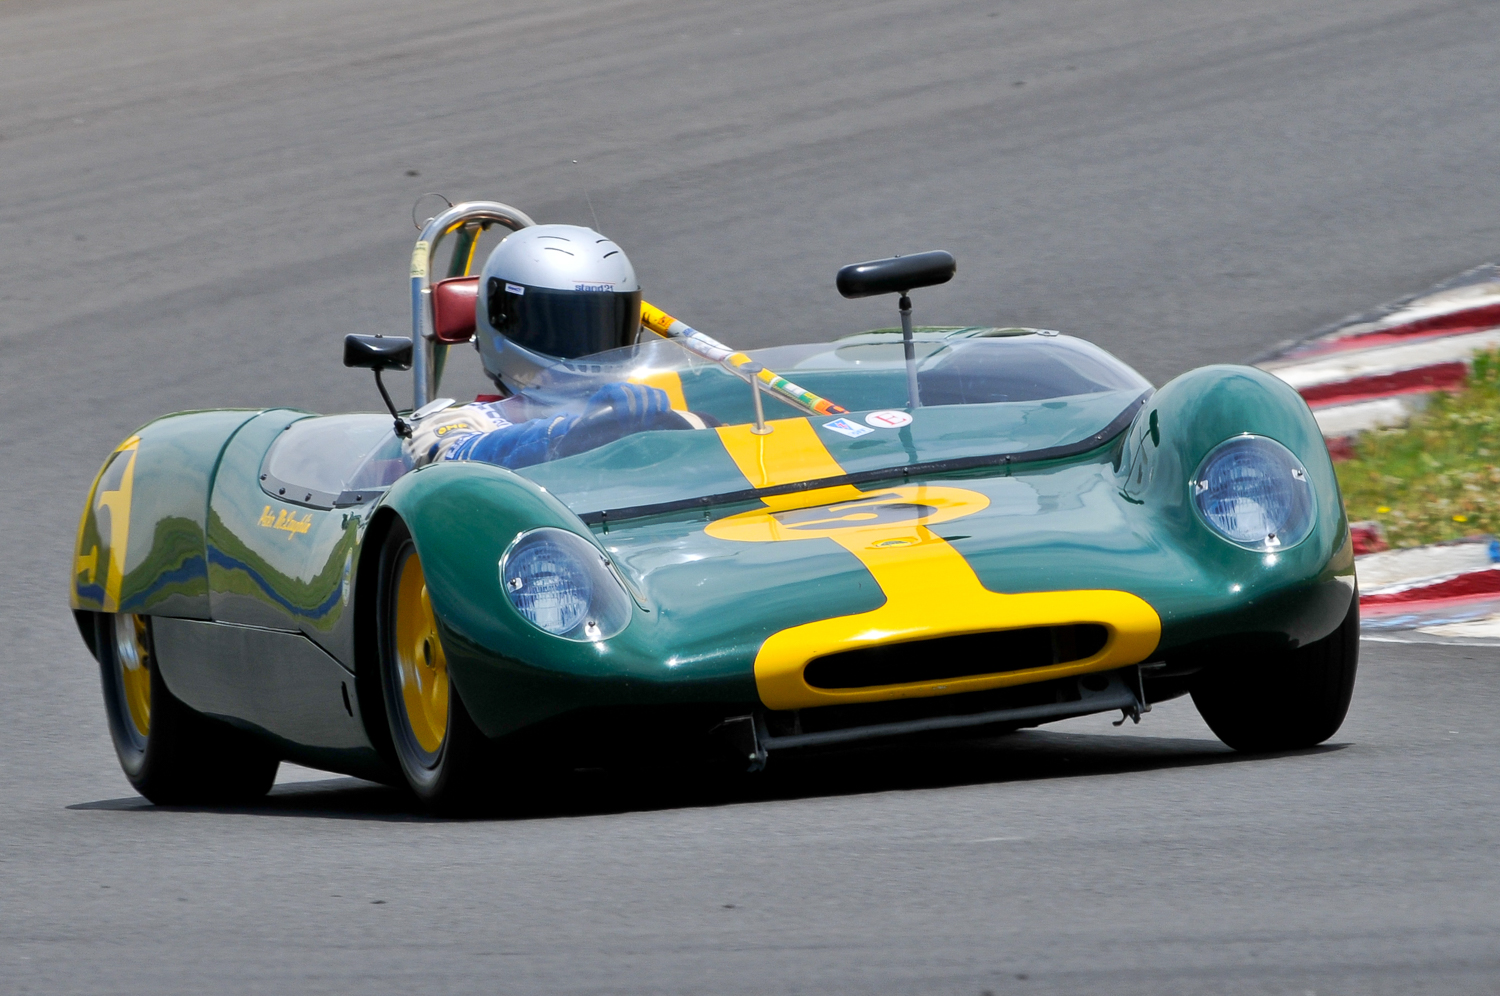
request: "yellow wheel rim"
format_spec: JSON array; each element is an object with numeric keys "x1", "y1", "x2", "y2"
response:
[
  {"x1": 113, "y1": 613, "x2": 151, "y2": 738},
  {"x1": 393, "y1": 546, "x2": 449, "y2": 754}
]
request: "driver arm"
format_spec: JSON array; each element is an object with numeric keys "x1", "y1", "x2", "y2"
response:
[{"x1": 404, "y1": 384, "x2": 678, "y2": 471}]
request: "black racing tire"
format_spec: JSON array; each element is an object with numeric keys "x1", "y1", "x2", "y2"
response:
[
  {"x1": 1191, "y1": 589, "x2": 1360, "y2": 752},
  {"x1": 375, "y1": 519, "x2": 495, "y2": 812},
  {"x1": 95, "y1": 612, "x2": 280, "y2": 805}
]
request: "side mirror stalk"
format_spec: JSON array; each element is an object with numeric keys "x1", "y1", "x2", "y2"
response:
[
  {"x1": 898, "y1": 294, "x2": 919, "y2": 410},
  {"x1": 835, "y1": 250, "x2": 956, "y2": 412},
  {"x1": 373, "y1": 368, "x2": 412, "y2": 439},
  {"x1": 343, "y1": 334, "x2": 415, "y2": 438}
]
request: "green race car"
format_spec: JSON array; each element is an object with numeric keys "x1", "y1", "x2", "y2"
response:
[{"x1": 70, "y1": 201, "x2": 1357, "y2": 809}]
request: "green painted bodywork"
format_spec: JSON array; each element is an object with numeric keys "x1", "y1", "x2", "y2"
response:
[
  {"x1": 206, "y1": 409, "x2": 363, "y2": 660},
  {"x1": 71, "y1": 409, "x2": 261, "y2": 618},
  {"x1": 387, "y1": 362, "x2": 1350, "y2": 739},
  {"x1": 519, "y1": 389, "x2": 1137, "y2": 518},
  {"x1": 71, "y1": 331, "x2": 1352, "y2": 759}
]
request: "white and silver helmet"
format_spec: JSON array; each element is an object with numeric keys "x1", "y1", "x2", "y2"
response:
[{"x1": 475, "y1": 224, "x2": 642, "y2": 391}]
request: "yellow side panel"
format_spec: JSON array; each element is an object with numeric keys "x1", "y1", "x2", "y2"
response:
[{"x1": 72, "y1": 435, "x2": 141, "y2": 612}]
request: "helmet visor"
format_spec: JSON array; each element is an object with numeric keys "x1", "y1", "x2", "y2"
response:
[{"x1": 488, "y1": 281, "x2": 643, "y2": 360}]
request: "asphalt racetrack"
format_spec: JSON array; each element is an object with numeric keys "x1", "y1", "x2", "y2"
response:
[{"x1": 3, "y1": 1, "x2": 1500, "y2": 992}]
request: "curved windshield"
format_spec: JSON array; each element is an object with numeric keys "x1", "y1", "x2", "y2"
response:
[
  {"x1": 464, "y1": 327, "x2": 1152, "y2": 519},
  {"x1": 480, "y1": 327, "x2": 1149, "y2": 428},
  {"x1": 756, "y1": 330, "x2": 1150, "y2": 408},
  {"x1": 262, "y1": 415, "x2": 411, "y2": 507},
  {"x1": 285, "y1": 331, "x2": 1149, "y2": 515}
]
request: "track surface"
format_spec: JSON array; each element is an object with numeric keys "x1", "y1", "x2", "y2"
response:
[{"x1": 3, "y1": 1, "x2": 1499, "y2": 991}]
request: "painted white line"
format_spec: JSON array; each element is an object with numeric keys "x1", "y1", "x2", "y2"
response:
[
  {"x1": 1362, "y1": 597, "x2": 1500, "y2": 632},
  {"x1": 1298, "y1": 281, "x2": 1500, "y2": 350},
  {"x1": 1362, "y1": 630, "x2": 1500, "y2": 647},
  {"x1": 1262, "y1": 329, "x2": 1500, "y2": 389},
  {"x1": 1356, "y1": 281, "x2": 1500, "y2": 333},
  {"x1": 1361, "y1": 568, "x2": 1500, "y2": 599},
  {"x1": 1418, "y1": 613, "x2": 1500, "y2": 640},
  {"x1": 1357, "y1": 541, "x2": 1495, "y2": 590},
  {"x1": 1312, "y1": 397, "x2": 1416, "y2": 436}
]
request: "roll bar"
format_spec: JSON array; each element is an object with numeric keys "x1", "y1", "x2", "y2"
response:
[
  {"x1": 410, "y1": 201, "x2": 535, "y2": 407},
  {"x1": 407, "y1": 199, "x2": 849, "y2": 420}
]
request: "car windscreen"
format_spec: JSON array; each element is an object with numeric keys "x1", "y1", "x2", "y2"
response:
[
  {"x1": 752, "y1": 332, "x2": 1150, "y2": 407},
  {"x1": 483, "y1": 329, "x2": 1152, "y2": 518},
  {"x1": 484, "y1": 329, "x2": 1148, "y2": 425},
  {"x1": 261, "y1": 414, "x2": 411, "y2": 508}
]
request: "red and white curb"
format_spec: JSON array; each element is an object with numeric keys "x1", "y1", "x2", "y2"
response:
[
  {"x1": 1257, "y1": 263, "x2": 1500, "y2": 460},
  {"x1": 1255, "y1": 264, "x2": 1500, "y2": 641},
  {"x1": 1356, "y1": 537, "x2": 1500, "y2": 644}
]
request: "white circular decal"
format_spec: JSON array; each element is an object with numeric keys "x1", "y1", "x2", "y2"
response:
[{"x1": 865, "y1": 410, "x2": 913, "y2": 428}]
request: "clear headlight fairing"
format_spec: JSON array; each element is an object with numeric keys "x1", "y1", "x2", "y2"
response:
[
  {"x1": 500, "y1": 527, "x2": 632, "y2": 641},
  {"x1": 1191, "y1": 435, "x2": 1315, "y2": 552}
]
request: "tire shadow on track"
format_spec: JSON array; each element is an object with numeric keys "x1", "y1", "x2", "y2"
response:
[{"x1": 65, "y1": 730, "x2": 1347, "y2": 823}]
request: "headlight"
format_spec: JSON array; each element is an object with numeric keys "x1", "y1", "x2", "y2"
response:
[
  {"x1": 500, "y1": 528, "x2": 632, "y2": 641},
  {"x1": 1191, "y1": 435, "x2": 1314, "y2": 552}
]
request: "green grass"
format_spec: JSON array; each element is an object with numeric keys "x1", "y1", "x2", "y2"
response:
[{"x1": 1335, "y1": 349, "x2": 1500, "y2": 548}]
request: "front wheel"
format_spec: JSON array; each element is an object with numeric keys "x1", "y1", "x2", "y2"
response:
[
  {"x1": 376, "y1": 520, "x2": 495, "y2": 811},
  {"x1": 1191, "y1": 589, "x2": 1359, "y2": 752},
  {"x1": 96, "y1": 612, "x2": 279, "y2": 804}
]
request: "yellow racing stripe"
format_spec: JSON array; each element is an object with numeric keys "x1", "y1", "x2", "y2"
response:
[
  {"x1": 715, "y1": 418, "x2": 862, "y2": 507},
  {"x1": 708, "y1": 423, "x2": 1161, "y2": 710}
]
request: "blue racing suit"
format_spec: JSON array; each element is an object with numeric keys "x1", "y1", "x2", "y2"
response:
[{"x1": 406, "y1": 382, "x2": 678, "y2": 470}]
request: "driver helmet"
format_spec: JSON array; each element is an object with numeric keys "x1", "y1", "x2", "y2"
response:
[{"x1": 475, "y1": 224, "x2": 643, "y2": 392}]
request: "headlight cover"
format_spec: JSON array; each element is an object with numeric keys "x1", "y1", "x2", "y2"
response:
[
  {"x1": 500, "y1": 527, "x2": 632, "y2": 641},
  {"x1": 1191, "y1": 435, "x2": 1315, "y2": 552}
]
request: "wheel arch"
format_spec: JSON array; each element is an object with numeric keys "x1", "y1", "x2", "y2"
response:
[
  {"x1": 362, "y1": 462, "x2": 601, "y2": 740},
  {"x1": 351, "y1": 505, "x2": 403, "y2": 769},
  {"x1": 1119, "y1": 364, "x2": 1355, "y2": 658},
  {"x1": 74, "y1": 609, "x2": 101, "y2": 662}
]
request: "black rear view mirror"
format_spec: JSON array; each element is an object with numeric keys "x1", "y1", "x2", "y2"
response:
[
  {"x1": 834, "y1": 250, "x2": 957, "y2": 410},
  {"x1": 343, "y1": 334, "x2": 413, "y2": 371},
  {"x1": 835, "y1": 251, "x2": 956, "y2": 299},
  {"x1": 343, "y1": 335, "x2": 414, "y2": 437}
]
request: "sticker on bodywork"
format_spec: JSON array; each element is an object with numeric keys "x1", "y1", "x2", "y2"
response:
[
  {"x1": 865, "y1": 410, "x2": 913, "y2": 428},
  {"x1": 821, "y1": 417, "x2": 873, "y2": 438}
]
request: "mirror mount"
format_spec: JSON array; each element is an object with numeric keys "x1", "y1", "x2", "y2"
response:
[
  {"x1": 344, "y1": 334, "x2": 415, "y2": 438},
  {"x1": 836, "y1": 250, "x2": 956, "y2": 410}
]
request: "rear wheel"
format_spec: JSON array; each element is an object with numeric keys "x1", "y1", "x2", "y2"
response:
[
  {"x1": 377, "y1": 520, "x2": 494, "y2": 810},
  {"x1": 96, "y1": 612, "x2": 279, "y2": 804},
  {"x1": 1191, "y1": 590, "x2": 1359, "y2": 752}
]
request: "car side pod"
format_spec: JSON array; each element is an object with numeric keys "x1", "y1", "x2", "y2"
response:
[
  {"x1": 343, "y1": 334, "x2": 414, "y2": 439},
  {"x1": 835, "y1": 250, "x2": 957, "y2": 411}
]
